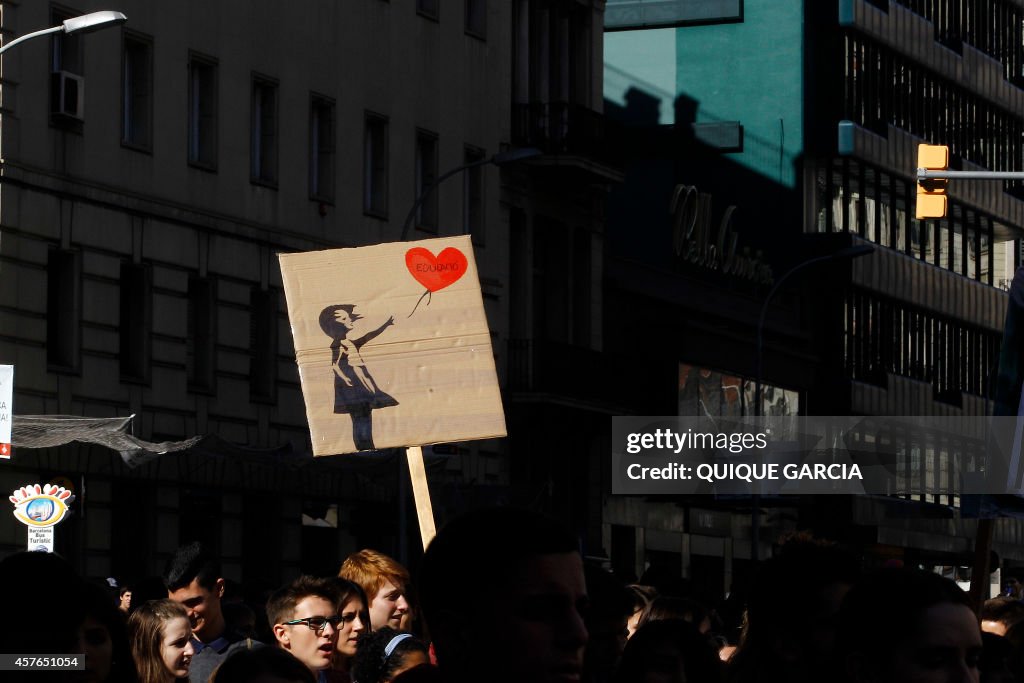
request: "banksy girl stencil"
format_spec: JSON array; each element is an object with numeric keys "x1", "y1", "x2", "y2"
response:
[
  {"x1": 280, "y1": 236, "x2": 507, "y2": 456},
  {"x1": 318, "y1": 304, "x2": 398, "y2": 451}
]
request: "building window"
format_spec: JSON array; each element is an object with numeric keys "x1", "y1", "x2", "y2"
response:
[
  {"x1": 122, "y1": 33, "x2": 153, "y2": 150},
  {"x1": 466, "y1": 0, "x2": 486, "y2": 39},
  {"x1": 251, "y1": 76, "x2": 279, "y2": 186},
  {"x1": 464, "y1": 145, "x2": 485, "y2": 243},
  {"x1": 188, "y1": 54, "x2": 217, "y2": 169},
  {"x1": 415, "y1": 129, "x2": 439, "y2": 232},
  {"x1": 888, "y1": 0, "x2": 1024, "y2": 86},
  {"x1": 46, "y1": 248, "x2": 81, "y2": 372},
  {"x1": 187, "y1": 276, "x2": 216, "y2": 393},
  {"x1": 843, "y1": 31, "x2": 1024, "y2": 191},
  {"x1": 417, "y1": 0, "x2": 439, "y2": 20},
  {"x1": 50, "y1": 8, "x2": 84, "y2": 127},
  {"x1": 120, "y1": 262, "x2": 152, "y2": 383},
  {"x1": 364, "y1": 112, "x2": 389, "y2": 217},
  {"x1": 843, "y1": 288, "x2": 1001, "y2": 403},
  {"x1": 678, "y1": 363, "x2": 799, "y2": 418},
  {"x1": 309, "y1": 95, "x2": 335, "y2": 202},
  {"x1": 250, "y1": 287, "x2": 278, "y2": 403},
  {"x1": 816, "y1": 157, "x2": 1016, "y2": 287}
]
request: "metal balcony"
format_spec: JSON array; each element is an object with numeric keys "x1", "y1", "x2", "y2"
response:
[{"x1": 511, "y1": 101, "x2": 623, "y2": 170}]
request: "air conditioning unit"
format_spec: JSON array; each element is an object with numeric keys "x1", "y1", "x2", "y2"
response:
[{"x1": 50, "y1": 71, "x2": 85, "y2": 121}]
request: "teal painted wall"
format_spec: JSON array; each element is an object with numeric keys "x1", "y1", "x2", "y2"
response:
[
  {"x1": 675, "y1": 0, "x2": 804, "y2": 187},
  {"x1": 604, "y1": 0, "x2": 805, "y2": 188},
  {"x1": 605, "y1": 28, "x2": 677, "y2": 125}
]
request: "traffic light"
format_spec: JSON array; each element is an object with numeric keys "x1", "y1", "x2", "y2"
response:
[{"x1": 916, "y1": 144, "x2": 949, "y2": 219}]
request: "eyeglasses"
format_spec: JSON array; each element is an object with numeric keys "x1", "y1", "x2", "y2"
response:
[{"x1": 283, "y1": 615, "x2": 343, "y2": 636}]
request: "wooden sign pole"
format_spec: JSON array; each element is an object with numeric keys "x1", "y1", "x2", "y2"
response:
[{"x1": 405, "y1": 446, "x2": 436, "y2": 550}]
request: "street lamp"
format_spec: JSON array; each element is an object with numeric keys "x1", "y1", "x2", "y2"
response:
[
  {"x1": 0, "y1": 11, "x2": 127, "y2": 55},
  {"x1": 749, "y1": 243, "x2": 873, "y2": 562},
  {"x1": 754, "y1": 244, "x2": 875, "y2": 417},
  {"x1": 399, "y1": 146, "x2": 541, "y2": 241}
]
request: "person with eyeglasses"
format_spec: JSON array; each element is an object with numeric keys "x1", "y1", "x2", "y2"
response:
[{"x1": 267, "y1": 576, "x2": 343, "y2": 682}]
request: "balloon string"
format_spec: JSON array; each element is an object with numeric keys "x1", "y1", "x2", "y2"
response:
[{"x1": 407, "y1": 289, "x2": 432, "y2": 318}]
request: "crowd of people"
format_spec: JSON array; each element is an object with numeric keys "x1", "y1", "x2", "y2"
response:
[{"x1": 0, "y1": 506, "x2": 1015, "y2": 683}]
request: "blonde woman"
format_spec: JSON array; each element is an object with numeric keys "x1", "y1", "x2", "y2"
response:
[{"x1": 127, "y1": 600, "x2": 195, "y2": 683}]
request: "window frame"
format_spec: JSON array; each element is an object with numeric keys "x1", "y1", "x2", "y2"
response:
[
  {"x1": 250, "y1": 73, "x2": 280, "y2": 188},
  {"x1": 465, "y1": 0, "x2": 487, "y2": 40},
  {"x1": 309, "y1": 93, "x2": 337, "y2": 204},
  {"x1": 415, "y1": 128, "x2": 440, "y2": 233},
  {"x1": 187, "y1": 52, "x2": 219, "y2": 171},
  {"x1": 363, "y1": 111, "x2": 390, "y2": 218},
  {"x1": 121, "y1": 31, "x2": 154, "y2": 152},
  {"x1": 417, "y1": 0, "x2": 440, "y2": 21}
]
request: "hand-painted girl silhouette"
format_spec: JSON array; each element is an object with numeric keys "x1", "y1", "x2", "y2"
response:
[{"x1": 318, "y1": 304, "x2": 398, "y2": 451}]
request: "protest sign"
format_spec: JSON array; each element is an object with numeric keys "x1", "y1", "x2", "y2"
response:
[{"x1": 280, "y1": 236, "x2": 507, "y2": 456}]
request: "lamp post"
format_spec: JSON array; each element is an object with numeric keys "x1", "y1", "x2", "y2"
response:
[
  {"x1": 0, "y1": 11, "x2": 127, "y2": 55},
  {"x1": 754, "y1": 244, "x2": 875, "y2": 417},
  {"x1": 399, "y1": 146, "x2": 541, "y2": 241},
  {"x1": 749, "y1": 243, "x2": 874, "y2": 561}
]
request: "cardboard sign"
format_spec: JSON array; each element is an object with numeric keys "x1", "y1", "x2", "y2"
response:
[
  {"x1": 0, "y1": 365, "x2": 11, "y2": 459},
  {"x1": 280, "y1": 236, "x2": 507, "y2": 455}
]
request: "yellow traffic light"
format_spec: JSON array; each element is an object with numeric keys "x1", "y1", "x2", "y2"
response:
[{"x1": 916, "y1": 143, "x2": 949, "y2": 219}]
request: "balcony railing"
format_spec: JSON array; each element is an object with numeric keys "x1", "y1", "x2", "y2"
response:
[{"x1": 511, "y1": 101, "x2": 622, "y2": 167}]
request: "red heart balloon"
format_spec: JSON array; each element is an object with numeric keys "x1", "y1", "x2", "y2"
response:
[{"x1": 405, "y1": 247, "x2": 468, "y2": 292}]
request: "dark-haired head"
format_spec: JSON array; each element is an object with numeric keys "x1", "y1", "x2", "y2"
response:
[
  {"x1": 266, "y1": 575, "x2": 340, "y2": 631},
  {"x1": 981, "y1": 597, "x2": 1024, "y2": 636},
  {"x1": 162, "y1": 541, "x2": 221, "y2": 593},
  {"x1": 837, "y1": 568, "x2": 982, "y2": 683},
  {"x1": 351, "y1": 627, "x2": 430, "y2": 683},
  {"x1": 163, "y1": 542, "x2": 227, "y2": 644},
  {"x1": 420, "y1": 507, "x2": 580, "y2": 629},
  {"x1": 211, "y1": 646, "x2": 316, "y2": 683},
  {"x1": 332, "y1": 577, "x2": 370, "y2": 666},
  {"x1": 79, "y1": 580, "x2": 135, "y2": 683},
  {"x1": 0, "y1": 551, "x2": 84, "y2": 659},
  {"x1": 419, "y1": 506, "x2": 587, "y2": 683},
  {"x1": 639, "y1": 596, "x2": 710, "y2": 633},
  {"x1": 728, "y1": 533, "x2": 859, "y2": 683},
  {"x1": 613, "y1": 619, "x2": 722, "y2": 683}
]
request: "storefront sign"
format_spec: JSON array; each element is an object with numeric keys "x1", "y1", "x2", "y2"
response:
[{"x1": 670, "y1": 184, "x2": 774, "y2": 285}]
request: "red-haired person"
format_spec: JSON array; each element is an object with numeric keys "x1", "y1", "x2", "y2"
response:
[{"x1": 339, "y1": 549, "x2": 412, "y2": 631}]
